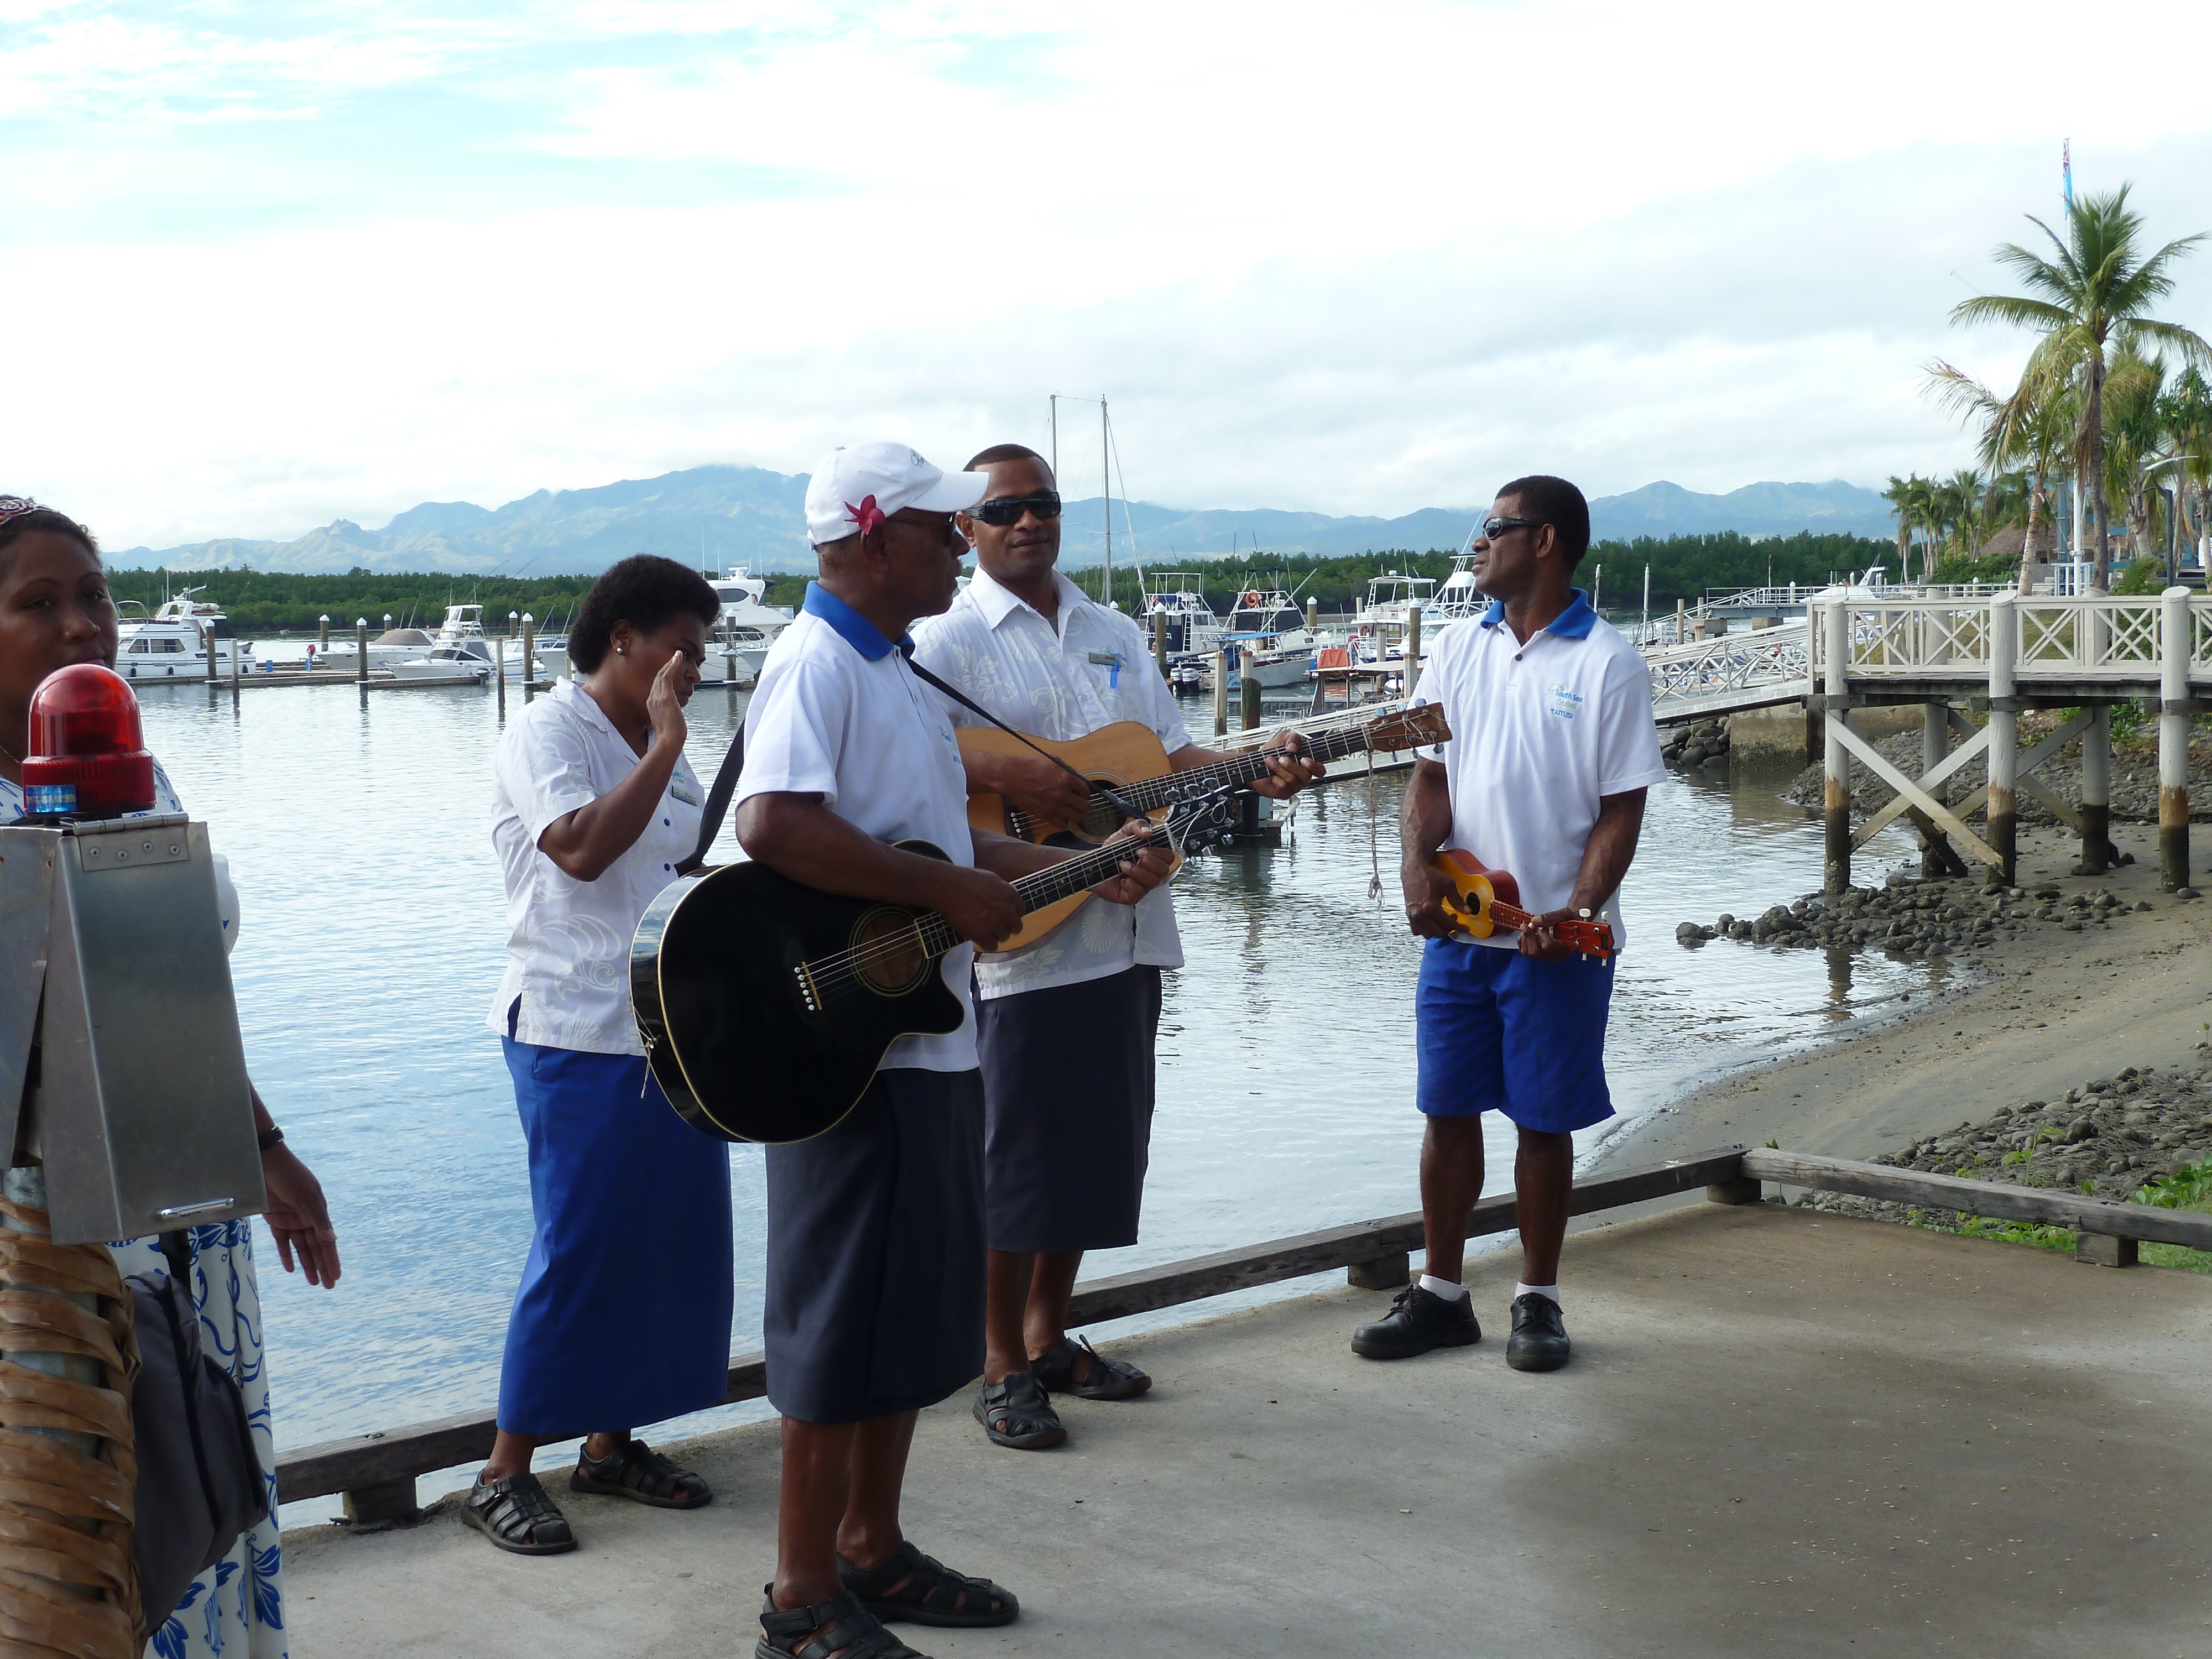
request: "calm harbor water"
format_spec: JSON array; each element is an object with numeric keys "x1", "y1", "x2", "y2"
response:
[{"x1": 128, "y1": 676, "x2": 1933, "y2": 1474}]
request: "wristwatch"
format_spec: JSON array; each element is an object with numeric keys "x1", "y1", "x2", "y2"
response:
[{"x1": 257, "y1": 1126, "x2": 286, "y2": 1153}]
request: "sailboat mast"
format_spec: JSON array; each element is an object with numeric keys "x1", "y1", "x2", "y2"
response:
[{"x1": 1102, "y1": 397, "x2": 1112, "y2": 607}]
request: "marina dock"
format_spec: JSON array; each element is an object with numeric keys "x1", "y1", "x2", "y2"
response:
[{"x1": 282, "y1": 1192, "x2": 2212, "y2": 1657}]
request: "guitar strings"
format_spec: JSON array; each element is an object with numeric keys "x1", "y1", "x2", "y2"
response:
[{"x1": 795, "y1": 827, "x2": 1177, "y2": 996}]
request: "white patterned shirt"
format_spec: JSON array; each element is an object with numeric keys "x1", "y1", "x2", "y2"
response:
[
  {"x1": 911, "y1": 567, "x2": 1192, "y2": 1000},
  {"x1": 488, "y1": 679, "x2": 706, "y2": 1055}
]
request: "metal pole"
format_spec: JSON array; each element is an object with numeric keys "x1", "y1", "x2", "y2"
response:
[
  {"x1": 1987, "y1": 592, "x2": 2019, "y2": 888},
  {"x1": 1050, "y1": 394, "x2": 1057, "y2": 482},
  {"x1": 2159, "y1": 585, "x2": 2191, "y2": 891},
  {"x1": 1822, "y1": 596, "x2": 1851, "y2": 895},
  {"x1": 1213, "y1": 646, "x2": 1229, "y2": 738},
  {"x1": 1101, "y1": 398, "x2": 1112, "y2": 607}
]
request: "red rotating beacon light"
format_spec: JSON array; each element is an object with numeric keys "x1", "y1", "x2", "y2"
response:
[{"x1": 21, "y1": 663, "x2": 156, "y2": 819}]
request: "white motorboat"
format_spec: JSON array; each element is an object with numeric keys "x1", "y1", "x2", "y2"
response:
[
  {"x1": 1344, "y1": 571, "x2": 1437, "y2": 670},
  {"x1": 114, "y1": 589, "x2": 252, "y2": 682},
  {"x1": 388, "y1": 646, "x2": 494, "y2": 684},
  {"x1": 701, "y1": 566, "x2": 794, "y2": 686}
]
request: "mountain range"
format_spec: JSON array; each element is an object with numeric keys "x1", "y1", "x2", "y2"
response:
[{"x1": 110, "y1": 468, "x2": 1895, "y2": 575}]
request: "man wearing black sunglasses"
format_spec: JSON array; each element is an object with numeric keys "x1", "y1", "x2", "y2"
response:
[
  {"x1": 1352, "y1": 474, "x2": 1663, "y2": 1374},
  {"x1": 911, "y1": 444, "x2": 1322, "y2": 1455}
]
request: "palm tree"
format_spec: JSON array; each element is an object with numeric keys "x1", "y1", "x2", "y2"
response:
[
  {"x1": 1882, "y1": 476, "x2": 1918, "y2": 578},
  {"x1": 1948, "y1": 184, "x2": 2209, "y2": 589},
  {"x1": 2159, "y1": 367, "x2": 2212, "y2": 571},
  {"x1": 1924, "y1": 364, "x2": 2077, "y2": 581},
  {"x1": 2101, "y1": 353, "x2": 2168, "y2": 570}
]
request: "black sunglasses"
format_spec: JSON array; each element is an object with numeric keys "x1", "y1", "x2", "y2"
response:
[
  {"x1": 1480, "y1": 515, "x2": 1547, "y2": 541},
  {"x1": 968, "y1": 492, "x2": 1063, "y2": 528}
]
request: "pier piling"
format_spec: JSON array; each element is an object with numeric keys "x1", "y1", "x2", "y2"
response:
[
  {"x1": 1213, "y1": 648, "x2": 1229, "y2": 738},
  {"x1": 1916, "y1": 703, "x2": 1953, "y2": 878},
  {"x1": 521, "y1": 614, "x2": 536, "y2": 701},
  {"x1": 1240, "y1": 648, "x2": 1260, "y2": 732},
  {"x1": 356, "y1": 619, "x2": 368, "y2": 703},
  {"x1": 1152, "y1": 610, "x2": 1167, "y2": 680},
  {"x1": 318, "y1": 614, "x2": 330, "y2": 653},
  {"x1": 2159, "y1": 586, "x2": 2190, "y2": 891},
  {"x1": 2079, "y1": 706, "x2": 2110, "y2": 874},
  {"x1": 1986, "y1": 592, "x2": 2018, "y2": 887},
  {"x1": 495, "y1": 630, "x2": 507, "y2": 716},
  {"x1": 1405, "y1": 607, "x2": 1422, "y2": 700},
  {"x1": 1821, "y1": 597, "x2": 1850, "y2": 896}
]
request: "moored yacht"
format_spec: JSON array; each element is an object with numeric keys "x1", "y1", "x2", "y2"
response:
[
  {"x1": 114, "y1": 589, "x2": 251, "y2": 682},
  {"x1": 702, "y1": 566, "x2": 794, "y2": 686}
]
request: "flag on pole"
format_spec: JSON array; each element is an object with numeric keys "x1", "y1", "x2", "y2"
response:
[{"x1": 2062, "y1": 139, "x2": 2073, "y2": 208}]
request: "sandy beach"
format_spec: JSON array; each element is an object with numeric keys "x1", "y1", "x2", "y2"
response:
[{"x1": 1603, "y1": 817, "x2": 2212, "y2": 1173}]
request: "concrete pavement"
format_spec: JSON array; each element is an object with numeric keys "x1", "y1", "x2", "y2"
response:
[{"x1": 283, "y1": 1203, "x2": 2212, "y2": 1658}]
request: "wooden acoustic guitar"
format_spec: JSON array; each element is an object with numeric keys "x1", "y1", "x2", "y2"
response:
[
  {"x1": 962, "y1": 702, "x2": 1452, "y2": 950},
  {"x1": 631, "y1": 791, "x2": 1239, "y2": 1144},
  {"x1": 1431, "y1": 849, "x2": 1616, "y2": 960}
]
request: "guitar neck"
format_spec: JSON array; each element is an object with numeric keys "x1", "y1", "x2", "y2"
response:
[
  {"x1": 1117, "y1": 719, "x2": 1383, "y2": 812},
  {"x1": 911, "y1": 825, "x2": 1175, "y2": 958}
]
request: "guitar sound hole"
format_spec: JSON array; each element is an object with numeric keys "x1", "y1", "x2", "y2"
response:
[
  {"x1": 1076, "y1": 781, "x2": 1125, "y2": 843},
  {"x1": 852, "y1": 909, "x2": 931, "y2": 995}
]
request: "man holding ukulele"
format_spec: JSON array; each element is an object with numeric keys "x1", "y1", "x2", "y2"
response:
[
  {"x1": 912, "y1": 444, "x2": 1322, "y2": 1452},
  {"x1": 1353, "y1": 475, "x2": 1665, "y2": 1371}
]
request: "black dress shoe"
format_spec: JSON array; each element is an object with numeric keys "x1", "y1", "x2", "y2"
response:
[
  {"x1": 1351, "y1": 1283, "x2": 1481, "y2": 1359},
  {"x1": 1506, "y1": 1293, "x2": 1571, "y2": 1371}
]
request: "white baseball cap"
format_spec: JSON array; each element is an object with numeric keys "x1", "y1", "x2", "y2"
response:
[{"x1": 805, "y1": 442, "x2": 992, "y2": 548}]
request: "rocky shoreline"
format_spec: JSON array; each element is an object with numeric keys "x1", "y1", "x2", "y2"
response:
[
  {"x1": 1674, "y1": 871, "x2": 2163, "y2": 961},
  {"x1": 1798, "y1": 1057, "x2": 2212, "y2": 1226}
]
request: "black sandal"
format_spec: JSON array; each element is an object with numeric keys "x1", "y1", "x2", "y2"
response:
[
  {"x1": 971, "y1": 1371, "x2": 1065, "y2": 1450},
  {"x1": 756, "y1": 1587, "x2": 926, "y2": 1659},
  {"x1": 1032, "y1": 1335, "x2": 1152, "y2": 1401},
  {"x1": 569, "y1": 1436, "x2": 712, "y2": 1509},
  {"x1": 839, "y1": 1540, "x2": 1019, "y2": 1629},
  {"x1": 461, "y1": 1471, "x2": 576, "y2": 1556}
]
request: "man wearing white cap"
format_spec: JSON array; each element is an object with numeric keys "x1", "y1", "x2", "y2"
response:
[{"x1": 733, "y1": 442, "x2": 1172, "y2": 1658}]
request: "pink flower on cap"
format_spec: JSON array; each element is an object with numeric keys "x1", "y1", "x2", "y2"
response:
[{"x1": 845, "y1": 494, "x2": 885, "y2": 537}]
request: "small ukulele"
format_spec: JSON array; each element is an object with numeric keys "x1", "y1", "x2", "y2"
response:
[{"x1": 1430, "y1": 849, "x2": 1615, "y2": 960}]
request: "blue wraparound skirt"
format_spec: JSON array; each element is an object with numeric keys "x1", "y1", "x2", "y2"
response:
[{"x1": 498, "y1": 1036, "x2": 735, "y2": 1436}]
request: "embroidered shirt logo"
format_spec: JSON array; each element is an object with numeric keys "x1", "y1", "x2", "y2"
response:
[{"x1": 1548, "y1": 683, "x2": 1584, "y2": 721}]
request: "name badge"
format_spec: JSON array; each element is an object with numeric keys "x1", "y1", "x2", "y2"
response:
[{"x1": 669, "y1": 779, "x2": 701, "y2": 807}]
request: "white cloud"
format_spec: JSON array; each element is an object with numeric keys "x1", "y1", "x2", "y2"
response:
[{"x1": 2, "y1": 0, "x2": 2208, "y2": 546}]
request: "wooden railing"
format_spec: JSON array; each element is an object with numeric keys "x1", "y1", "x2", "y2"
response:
[{"x1": 275, "y1": 1144, "x2": 2212, "y2": 1522}]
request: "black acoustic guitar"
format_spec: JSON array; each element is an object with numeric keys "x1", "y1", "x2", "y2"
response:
[{"x1": 632, "y1": 790, "x2": 1237, "y2": 1144}]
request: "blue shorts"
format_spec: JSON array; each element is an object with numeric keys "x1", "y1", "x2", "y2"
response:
[{"x1": 1415, "y1": 938, "x2": 1616, "y2": 1134}]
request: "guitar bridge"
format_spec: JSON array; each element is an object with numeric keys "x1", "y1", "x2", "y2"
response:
[{"x1": 792, "y1": 961, "x2": 822, "y2": 1013}]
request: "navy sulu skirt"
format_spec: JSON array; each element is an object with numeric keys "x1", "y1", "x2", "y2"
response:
[{"x1": 497, "y1": 1036, "x2": 735, "y2": 1437}]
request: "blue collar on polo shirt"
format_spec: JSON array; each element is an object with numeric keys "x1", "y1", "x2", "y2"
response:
[
  {"x1": 1478, "y1": 588, "x2": 1597, "y2": 641},
  {"x1": 805, "y1": 581, "x2": 913, "y2": 660}
]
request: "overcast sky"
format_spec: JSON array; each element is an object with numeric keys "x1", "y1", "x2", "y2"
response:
[{"x1": 5, "y1": 1, "x2": 2210, "y2": 548}]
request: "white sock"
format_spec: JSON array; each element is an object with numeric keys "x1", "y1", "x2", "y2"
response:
[
  {"x1": 1419, "y1": 1274, "x2": 1470, "y2": 1302},
  {"x1": 1515, "y1": 1282, "x2": 1561, "y2": 1306}
]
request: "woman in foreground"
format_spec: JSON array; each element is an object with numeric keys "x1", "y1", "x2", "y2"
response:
[{"x1": 0, "y1": 495, "x2": 343, "y2": 1658}]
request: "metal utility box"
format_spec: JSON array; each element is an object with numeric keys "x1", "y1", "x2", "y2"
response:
[{"x1": 1, "y1": 817, "x2": 265, "y2": 1245}]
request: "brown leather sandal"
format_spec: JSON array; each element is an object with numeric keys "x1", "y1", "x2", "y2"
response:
[{"x1": 569, "y1": 1436, "x2": 712, "y2": 1509}]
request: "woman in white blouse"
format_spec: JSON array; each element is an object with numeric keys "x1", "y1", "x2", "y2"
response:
[{"x1": 470, "y1": 555, "x2": 733, "y2": 1556}]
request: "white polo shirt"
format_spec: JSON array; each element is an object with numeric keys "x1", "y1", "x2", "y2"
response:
[
  {"x1": 734, "y1": 583, "x2": 979, "y2": 1072},
  {"x1": 910, "y1": 566, "x2": 1193, "y2": 1000},
  {"x1": 488, "y1": 678, "x2": 707, "y2": 1054},
  {"x1": 1420, "y1": 590, "x2": 1666, "y2": 951}
]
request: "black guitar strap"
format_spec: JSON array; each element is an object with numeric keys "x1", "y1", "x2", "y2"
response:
[
  {"x1": 904, "y1": 656, "x2": 1142, "y2": 823},
  {"x1": 676, "y1": 725, "x2": 744, "y2": 877}
]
